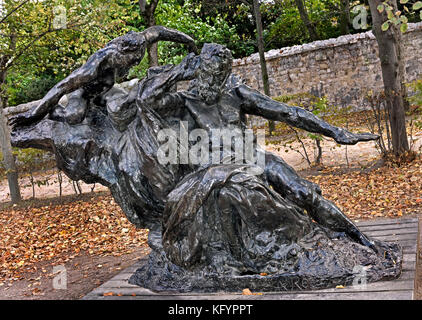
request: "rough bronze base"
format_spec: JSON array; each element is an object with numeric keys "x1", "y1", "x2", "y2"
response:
[{"x1": 129, "y1": 238, "x2": 402, "y2": 293}]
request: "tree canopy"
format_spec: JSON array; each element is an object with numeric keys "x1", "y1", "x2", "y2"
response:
[{"x1": 1, "y1": 0, "x2": 421, "y2": 106}]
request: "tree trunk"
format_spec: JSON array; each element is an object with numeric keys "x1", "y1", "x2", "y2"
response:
[
  {"x1": 0, "y1": 78, "x2": 21, "y2": 203},
  {"x1": 139, "y1": 0, "x2": 160, "y2": 67},
  {"x1": 368, "y1": 0, "x2": 409, "y2": 156},
  {"x1": 146, "y1": 11, "x2": 158, "y2": 67},
  {"x1": 339, "y1": 0, "x2": 351, "y2": 34},
  {"x1": 251, "y1": 0, "x2": 275, "y2": 135},
  {"x1": 295, "y1": 0, "x2": 319, "y2": 41},
  {"x1": 148, "y1": 42, "x2": 159, "y2": 67}
]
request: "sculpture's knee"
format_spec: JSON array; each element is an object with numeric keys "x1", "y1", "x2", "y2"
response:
[
  {"x1": 49, "y1": 106, "x2": 67, "y2": 122},
  {"x1": 264, "y1": 164, "x2": 319, "y2": 208},
  {"x1": 288, "y1": 181, "x2": 318, "y2": 209}
]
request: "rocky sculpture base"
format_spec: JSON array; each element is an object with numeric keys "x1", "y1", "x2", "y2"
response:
[{"x1": 129, "y1": 237, "x2": 401, "y2": 293}]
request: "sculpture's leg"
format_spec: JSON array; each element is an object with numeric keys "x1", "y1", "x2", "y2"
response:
[{"x1": 264, "y1": 152, "x2": 376, "y2": 251}]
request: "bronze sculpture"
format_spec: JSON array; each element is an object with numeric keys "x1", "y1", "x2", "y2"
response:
[{"x1": 9, "y1": 27, "x2": 402, "y2": 292}]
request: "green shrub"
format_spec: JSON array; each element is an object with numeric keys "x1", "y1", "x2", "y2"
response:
[
  {"x1": 7, "y1": 74, "x2": 62, "y2": 106},
  {"x1": 408, "y1": 79, "x2": 422, "y2": 107},
  {"x1": 0, "y1": 148, "x2": 55, "y2": 177}
]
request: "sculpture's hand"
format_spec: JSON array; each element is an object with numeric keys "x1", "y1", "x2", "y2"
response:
[
  {"x1": 8, "y1": 109, "x2": 41, "y2": 129},
  {"x1": 177, "y1": 53, "x2": 200, "y2": 81},
  {"x1": 185, "y1": 39, "x2": 199, "y2": 55},
  {"x1": 8, "y1": 93, "x2": 60, "y2": 129},
  {"x1": 334, "y1": 130, "x2": 380, "y2": 145},
  {"x1": 143, "y1": 26, "x2": 198, "y2": 55}
]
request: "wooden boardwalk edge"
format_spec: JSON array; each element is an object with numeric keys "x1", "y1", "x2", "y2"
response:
[
  {"x1": 414, "y1": 218, "x2": 421, "y2": 298},
  {"x1": 82, "y1": 217, "x2": 420, "y2": 300}
]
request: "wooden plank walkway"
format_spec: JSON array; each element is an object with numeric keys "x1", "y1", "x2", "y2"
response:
[{"x1": 82, "y1": 217, "x2": 420, "y2": 300}]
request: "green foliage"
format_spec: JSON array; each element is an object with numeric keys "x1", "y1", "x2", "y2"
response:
[
  {"x1": 377, "y1": 0, "x2": 422, "y2": 32},
  {"x1": 127, "y1": 55, "x2": 150, "y2": 80},
  {"x1": 155, "y1": 0, "x2": 243, "y2": 62},
  {"x1": 124, "y1": 0, "x2": 246, "y2": 77},
  {"x1": 0, "y1": 148, "x2": 54, "y2": 176},
  {"x1": 273, "y1": 93, "x2": 338, "y2": 120},
  {"x1": 189, "y1": 0, "x2": 357, "y2": 54},
  {"x1": 265, "y1": 5, "x2": 310, "y2": 47},
  {"x1": 265, "y1": 0, "x2": 346, "y2": 48},
  {"x1": 406, "y1": 79, "x2": 422, "y2": 144},
  {"x1": 408, "y1": 78, "x2": 422, "y2": 106},
  {"x1": 7, "y1": 74, "x2": 63, "y2": 106},
  {"x1": 2, "y1": 0, "x2": 132, "y2": 106}
]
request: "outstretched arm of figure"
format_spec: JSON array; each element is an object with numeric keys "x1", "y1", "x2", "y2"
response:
[
  {"x1": 138, "y1": 53, "x2": 200, "y2": 109},
  {"x1": 8, "y1": 45, "x2": 116, "y2": 128},
  {"x1": 236, "y1": 85, "x2": 379, "y2": 145},
  {"x1": 142, "y1": 26, "x2": 198, "y2": 55},
  {"x1": 9, "y1": 27, "x2": 197, "y2": 128}
]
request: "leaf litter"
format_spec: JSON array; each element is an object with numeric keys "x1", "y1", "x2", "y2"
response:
[{"x1": 0, "y1": 194, "x2": 149, "y2": 283}]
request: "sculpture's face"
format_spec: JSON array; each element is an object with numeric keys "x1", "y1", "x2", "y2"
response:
[
  {"x1": 196, "y1": 44, "x2": 233, "y2": 105},
  {"x1": 197, "y1": 65, "x2": 230, "y2": 105},
  {"x1": 112, "y1": 32, "x2": 147, "y2": 78}
]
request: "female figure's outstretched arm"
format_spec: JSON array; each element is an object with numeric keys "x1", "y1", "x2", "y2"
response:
[{"x1": 9, "y1": 26, "x2": 197, "y2": 128}]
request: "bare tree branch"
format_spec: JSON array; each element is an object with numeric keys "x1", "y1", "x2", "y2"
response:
[{"x1": 4, "y1": 15, "x2": 88, "y2": 71}]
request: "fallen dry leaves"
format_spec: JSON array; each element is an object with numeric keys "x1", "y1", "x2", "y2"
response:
[
  {"x1": 0, "y1": 194, "x2": 149, "y2": 283},
  {"x1": 306, "y1": 156, "x2": 422, "y2": 220},
  {"x1": 242, "y1": 288, "x2": 263, "y2": 295},
  {"x1": 242, "y1": 288, "x2": 253, "y2": 295}
]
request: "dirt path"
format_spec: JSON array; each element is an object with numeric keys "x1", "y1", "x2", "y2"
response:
[
  {"x1": 0, "y1": 169, "x2": 108, "y2": 203},
  {"x1": 0, "y1": 248, "x2": 147, "y2": 300}
]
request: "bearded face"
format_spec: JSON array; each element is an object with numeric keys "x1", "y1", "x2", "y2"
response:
[
  {"x1": 191, "y1": 43, "x2": 233, "y2": 105},
  {"x1": 196, "y1": 63, "x2": 230, "y2": 105}
]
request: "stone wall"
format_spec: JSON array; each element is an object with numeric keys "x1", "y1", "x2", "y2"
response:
[
  {"x1": 232, "y1": 22, "x2": 422, "y2": 111},
  {"x1": 9, "y1": 24, "x2": 422, "y2": 118}
]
